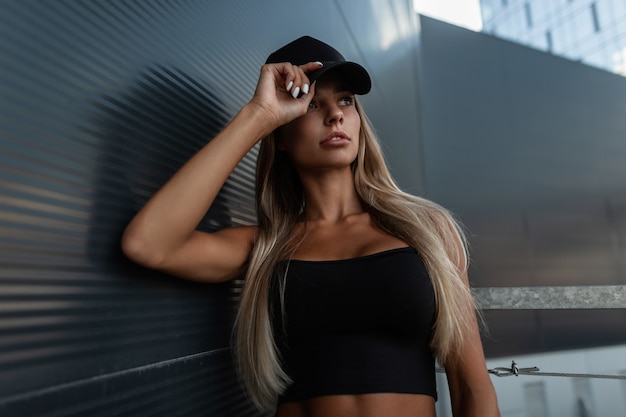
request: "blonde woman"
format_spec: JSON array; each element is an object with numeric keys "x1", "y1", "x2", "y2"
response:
[{"x1": 122, "y1": 36, "x2": 500, "y2": 417}]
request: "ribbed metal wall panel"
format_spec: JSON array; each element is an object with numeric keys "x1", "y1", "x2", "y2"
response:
[
  {"x1": 1, "y1": 0, "x2": 423, "y2": 415},
  {"x1": 0, "y1": 1, "x2": 262, "y2": 416}
]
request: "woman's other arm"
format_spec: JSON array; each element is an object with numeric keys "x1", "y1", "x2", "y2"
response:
[
  {"x1": 121, "y1": 62, "x2": 320, "y2": 282},
  {"x1": 445, "y1": 269, "x2": 500, "y2": 417}
]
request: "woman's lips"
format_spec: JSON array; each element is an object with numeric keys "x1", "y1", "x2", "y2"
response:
[{"x1": 320, "y1": 131, "x2": 350, "y2": 146}]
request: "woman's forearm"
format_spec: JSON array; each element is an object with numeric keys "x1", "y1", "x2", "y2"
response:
[
  {"x1": 451, "y1": 388, "x2": 501, "y2": 417},
  {"x1": 121, "y1": 103, "x2": 276, "y2": 267}
]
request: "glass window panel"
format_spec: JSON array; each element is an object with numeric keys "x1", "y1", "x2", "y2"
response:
[
  {"x1": 499, "y1": 13, "x2": 519, "y2": 39},
  {"x1": 531, "y1": 0, "x2": 550, "y2": 23},
  {"x1": 571, "y1": 7, "x2": 596, "y2": 44},
  {"x1": 609, "y1": 0, "x2": 626, "y2": 19},
  {"x1": 525, "y1": 382, "x2": 549, "y2": 417},
  {"x1": 501, "y1": 8, "x2": 516, "y2": 37},
  {"x1": 551, "y1": 22, "x2": 569, "y2": 53},
  {"x1": 579, "y1": 29, "x2": 603, "y2": 52},
  {"x1": 496, "y1": 14, "x2": 513, "y2": 38},
  {"x1": 562, "y1": 13, "x2": 578, "y2": 49},
  {"x1": 595, "y1": 0, "x2": 614, "y2": 27},
  {"x1": 512, "y1": 5, "x2": 528, "y2": 37}
]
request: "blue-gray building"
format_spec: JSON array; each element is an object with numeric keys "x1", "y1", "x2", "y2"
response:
[{"x1": 480, "y1": 0, "x2": 626, "y2": 76}]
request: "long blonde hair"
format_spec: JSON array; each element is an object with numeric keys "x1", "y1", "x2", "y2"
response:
[{"x1": 234, "y1": 99, "x2": 476, "y2": 412}]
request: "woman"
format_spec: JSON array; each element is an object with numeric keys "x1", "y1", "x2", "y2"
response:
[{"x1": 122, "y1": 36, "x2": 500, "y2": 417}]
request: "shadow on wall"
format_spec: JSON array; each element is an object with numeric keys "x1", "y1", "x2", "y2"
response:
[
  {"x1": 1, "y1": 64, "x2": 263, "y2": 416},
  {"x1": 71, "y1": 65, "x2": 259, "y2": 415},
  {"x1": 86, "y1": 64, "x2": 234, "y2": 274}
]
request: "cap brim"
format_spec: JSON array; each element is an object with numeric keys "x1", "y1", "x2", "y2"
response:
[{"x1": 308, "y1": 61, "x2": 371, "y2": 95}]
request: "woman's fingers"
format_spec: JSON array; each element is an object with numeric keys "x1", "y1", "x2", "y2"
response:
[
  {"x1": 283, "y1": 61, "x2": 323, "y2": 98},
  {"x1": 300, "y1": 60, "x2": 324, "y2": 73},
  {"x1": 285, "y1": 64, "x2": 302, "y2": 98},
  {"x1": 250, "y1": 61, "x2": 323, "y2": 126},
  {"x1": 285, "y1": 64, "x2": 304, "y2": 98}
]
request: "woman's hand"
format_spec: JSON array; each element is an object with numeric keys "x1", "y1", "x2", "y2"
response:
[{"x1": 249, "y1": 61, "x2": 323, "y2": 128}]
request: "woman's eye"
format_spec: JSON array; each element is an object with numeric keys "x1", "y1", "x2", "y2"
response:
[
  {"x1": 339, "y1": 96, "x2": 354, "y2": 106},
  {"x1": 307, "y1": 101, "x2": 318, "y2": 110}
]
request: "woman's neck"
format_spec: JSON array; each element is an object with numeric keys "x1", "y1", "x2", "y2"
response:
[{"x1": 298, "y1": 168, "x2": 364, "y2": 223}]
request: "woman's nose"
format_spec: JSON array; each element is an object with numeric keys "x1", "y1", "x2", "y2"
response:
[{"x1": 325, "y1": 106, "x2": 344, "y2": 125}]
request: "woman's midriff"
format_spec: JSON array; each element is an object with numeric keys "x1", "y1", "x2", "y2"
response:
[{"x1": 275, "y1": 393, "x2": 436, "y2": 417}]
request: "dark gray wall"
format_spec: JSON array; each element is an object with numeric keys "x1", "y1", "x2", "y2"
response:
[
  {"x1": 0, "y1": 1, "x2": 423, "y2": 416},
  {"x1": 416, "y1": 16, "x2": 626, "y2": 357}
]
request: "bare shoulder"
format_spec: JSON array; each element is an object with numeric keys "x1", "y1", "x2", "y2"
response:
[{"x1": 157, "y1": 225, "x2": 258, "y2": 283}]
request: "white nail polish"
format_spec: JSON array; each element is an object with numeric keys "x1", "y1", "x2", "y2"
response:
[
  {"x1": 302, "y1": 83, "x2": 309, "y2": 95},
  {"x1": 315, "y1": 61, "x2": 323, "y2": 66},
  {"x1": 292, "y1": 87, "x2": 300, "y2": 98},
  {"x1": 287, "y1": 81, "x2": 293, "y2": 91}
]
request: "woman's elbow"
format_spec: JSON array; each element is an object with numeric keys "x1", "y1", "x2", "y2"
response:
[{"x1": 120, "y1": 226, "x2": 165, "y2": 269}]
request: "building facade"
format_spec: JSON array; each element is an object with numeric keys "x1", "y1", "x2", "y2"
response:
[
  {"x1": 480, "y1": 0, "x2": 626, "y2": 76},
  {"x1": 416, "y1": 14, "x2": 626, "y2": 416}
]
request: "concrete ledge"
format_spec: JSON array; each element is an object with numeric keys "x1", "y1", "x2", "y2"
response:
[{"x1": 473, "y1": 285, "x2": 626, "y2": 309}]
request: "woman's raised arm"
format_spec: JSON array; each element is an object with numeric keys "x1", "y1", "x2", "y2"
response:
[{"x1": 121, "y1": 61, "x2": 322, "y2": 282}]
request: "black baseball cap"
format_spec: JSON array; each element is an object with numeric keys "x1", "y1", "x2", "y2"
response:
[{"x1": 265, "y1": 36, "x2": 371, "y2": 95}]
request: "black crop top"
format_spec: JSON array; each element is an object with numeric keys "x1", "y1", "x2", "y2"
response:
[{"x1": 270, "y1": 247, "x2": 437, "y2": 404}]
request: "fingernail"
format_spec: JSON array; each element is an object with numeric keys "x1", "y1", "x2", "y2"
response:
[
  {"x1": 302, "y1": 83, "x2": 309, "y2": 95},
  {"x1": 315, "y1": 61, "x2": 323, "y2": 66},
  {"x1": 291, "y1": 86, "x2": 300, "y2": 98},
  {"x1": 287, "y1": 81, "x2": 293, "y2": 91}
]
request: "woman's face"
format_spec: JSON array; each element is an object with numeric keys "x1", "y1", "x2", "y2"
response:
[{"x1": 276, "y1": 73, "x2": 361, "y2": 173}]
